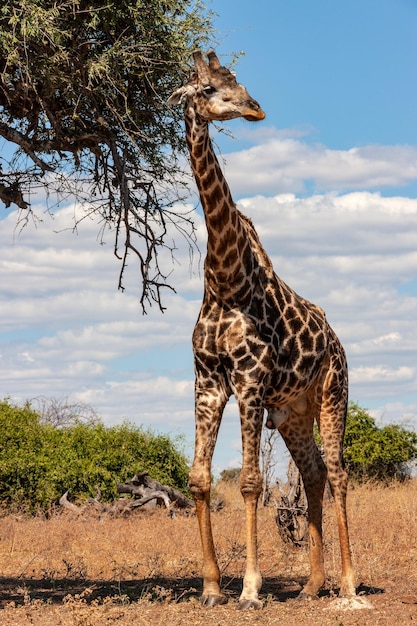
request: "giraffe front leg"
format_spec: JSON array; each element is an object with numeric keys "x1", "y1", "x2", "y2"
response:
[
  {"x1": 238, "y1": 492, "x2": 263, "y2": 610},
  {"x1": 193, "y1": 496, "x2": 227, "y2": 606},
  {"x1": 238, "y1": 406, "x2": 263, "y2": 610},
  {"x1": 190, "y1": 385, "x2": 228, "y2": 607}
]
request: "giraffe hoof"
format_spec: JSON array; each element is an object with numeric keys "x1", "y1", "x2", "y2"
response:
[
  {"x1": 237, "y1": 598, "x2": 263, "y2": 610},
  {"x1": 297, "y1": 590, "x2": 319, "y2": 602},
  {"x1": 201, "y1": 594, "x2": 228, "y2": 607}
]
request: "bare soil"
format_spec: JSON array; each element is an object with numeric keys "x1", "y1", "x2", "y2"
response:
[{"x1": 0, "y1": 480, "x2": 416, "y2": 625}]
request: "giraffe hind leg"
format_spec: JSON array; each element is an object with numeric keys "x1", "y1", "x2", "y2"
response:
[
  {"x1": 319, "y1": 411, "x2": 356, "y2": 597},
  {"x1": 279, "y1": 422, "x2": 327, "y2": 598}
]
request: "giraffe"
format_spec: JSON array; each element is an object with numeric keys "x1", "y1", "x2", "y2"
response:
[{"x1": 168, "y1": 50, "x2": 356, "y2": 610}]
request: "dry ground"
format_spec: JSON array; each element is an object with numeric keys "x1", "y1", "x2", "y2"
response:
[{"x1": 0, "y1": 480, "x2": 416, "y2": 625}]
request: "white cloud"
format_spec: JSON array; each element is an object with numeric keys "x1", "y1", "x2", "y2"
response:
[
  {"x1": 371, "y1": 402, "x2": 417, "y2": 428},
  {"x1": 240, "y1": 192, "x2": 417, "y2": 255},
  {"x1": 350, "y1": 365, "x2": 415, "y2": 385},
  {"x1": 349, "y1": 332, "x2": 403, "y2": 355},
  {"x1": 74, "y1": 376, "x2": 198, "y2": 461},
  {"x1": 224, "y1": 132, "x2": 417, "y2": 194}
]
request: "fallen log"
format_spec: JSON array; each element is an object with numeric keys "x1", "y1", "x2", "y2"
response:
[
  {"x1": 116, "y1": 472, "x2": 194, "y2": 509},
  {"x1": 59, "y1": 473, "x2": 194, "y2": 517}
]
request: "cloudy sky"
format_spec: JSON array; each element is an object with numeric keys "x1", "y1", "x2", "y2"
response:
[{"x1": 1, "y1": 0, "x2": 417, "y2": 477}]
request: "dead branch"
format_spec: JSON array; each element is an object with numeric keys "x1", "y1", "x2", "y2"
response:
[
  {"x1": 59, "y1": 490, "x2": 82, "y2": 514},
  {"x1": 59, "y1": 473, "x2": 194, "y2": 517},
  {"x1": 116, "y1": 472, "x2": 193, "y2": 509},
  {"x1": 274, "y1": 458, "x2": 308, "y2": 547}
]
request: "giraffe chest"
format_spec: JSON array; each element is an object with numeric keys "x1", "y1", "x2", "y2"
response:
[{"x1": 192, "y1": 301, "x2": 328, "y2": 404}]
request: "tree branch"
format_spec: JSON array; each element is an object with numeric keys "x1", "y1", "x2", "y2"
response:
[{"x1": 0, "y1": 122, "x2": 55, "y2": 173}]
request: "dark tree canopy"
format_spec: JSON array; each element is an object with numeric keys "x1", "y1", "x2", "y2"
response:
[{"x1": 0, "y1": 0, "x2": 214, "y2": 310}]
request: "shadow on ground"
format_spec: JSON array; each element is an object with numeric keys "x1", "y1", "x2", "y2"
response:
[{"x1": 0, "y1": 576, "x2": 384, "y2": 608}]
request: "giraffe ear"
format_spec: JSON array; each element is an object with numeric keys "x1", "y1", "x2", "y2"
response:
[
  {"x1": 167, "y1": 88, "x2": 185, "y2": 106},
  {"x1": 167, "y1": 84, "x2": 195, "y2": 106}
]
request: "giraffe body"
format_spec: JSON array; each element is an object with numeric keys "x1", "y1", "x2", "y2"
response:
[{"x1": 168, "y1": 51, "x2": 355, "y2": 609}]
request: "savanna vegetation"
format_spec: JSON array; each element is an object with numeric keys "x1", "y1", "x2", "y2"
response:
[
  {"x1": 0, "y1": 397, "x2": 416, "y2": 624},
  {"x1": 0, "y1": 479, "x2": 416, "y2": 625},
  {"x1": 0, "y1": 398, "x2": 189, "y2": 512},
  {"x1": 1, "y1": 397, "x2": 416, "y2": 515}
]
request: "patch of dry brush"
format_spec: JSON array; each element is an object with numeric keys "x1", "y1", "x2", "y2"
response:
[{"x1": 0, "y1": 480, "x2": 416, "y2": 625}]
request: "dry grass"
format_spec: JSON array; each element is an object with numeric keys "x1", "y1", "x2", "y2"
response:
[{"x1": 0, "y1": 480, "x2": 416, "y2": 625}]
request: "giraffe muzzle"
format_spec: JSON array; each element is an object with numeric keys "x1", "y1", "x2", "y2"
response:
[{"x1": 242, "y1": 106, "x2": 265, "y2": 122}]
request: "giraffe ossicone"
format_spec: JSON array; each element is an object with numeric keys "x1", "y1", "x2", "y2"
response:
[{"x1": 168, "y1": 50, "x2": 360, "y2": 611}]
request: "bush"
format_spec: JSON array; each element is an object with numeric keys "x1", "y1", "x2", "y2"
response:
[
  {"x1": 343, "y1": 402, "x2": 417, "y2": 482},
  {"x1": 0, "y1": 398, "x2": 189, "y2": 512},
  {"x1": 219, "y1": 467, "x2": 241, "y2": 483}
]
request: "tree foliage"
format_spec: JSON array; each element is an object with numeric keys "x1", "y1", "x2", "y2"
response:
[
  {"x1": 0, "y1": 398, "x2": 189, "y2": 512},
  {"x1": 0, "y1": 0, "x2": 214, "y2": 310},
  {"x1": 343, "y1": 402, "x2": 417, "y2": 482}
]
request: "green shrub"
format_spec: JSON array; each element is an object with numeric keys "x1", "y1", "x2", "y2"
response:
[
  {"x1": 343, "y1": 402, "x2": 417, "y2": 482},
  {"x1": 0, "y1": 398, "x2": 189, "y2": 512}
]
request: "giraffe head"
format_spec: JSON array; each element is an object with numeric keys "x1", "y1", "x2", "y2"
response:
[{"x1": 168, "y1": 50, "x2": 265, "y2": 123}]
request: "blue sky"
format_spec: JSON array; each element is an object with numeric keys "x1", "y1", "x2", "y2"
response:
[
  {"x1": 214, "y1": 0, "x2": 417, "y2": 147},
  {"x1": 1, "y1": 0, "x2": 417, "y2": 477}
]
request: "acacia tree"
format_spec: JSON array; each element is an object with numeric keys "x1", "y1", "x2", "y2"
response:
[{"x1": 0, "y1": 0, "x2": 214, "y2": 310}]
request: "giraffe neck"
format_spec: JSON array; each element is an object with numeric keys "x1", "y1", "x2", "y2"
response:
[{"x1": 185, "y1": 105, "x2": 255, "y2": 299}]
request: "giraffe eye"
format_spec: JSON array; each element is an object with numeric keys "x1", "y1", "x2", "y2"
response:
[{"x1": 202, "y1": 85, "x2": 216, "y2": 96}]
